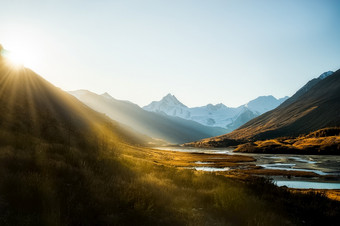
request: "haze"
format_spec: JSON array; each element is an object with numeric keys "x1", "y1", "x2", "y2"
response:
[{"x1": 0, "y1": 0, "x2": 339, "y2": 107}]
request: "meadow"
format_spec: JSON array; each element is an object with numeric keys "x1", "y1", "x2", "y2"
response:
[{"x1": 1, "y1": 127, "x2": 340, "y2": 226}]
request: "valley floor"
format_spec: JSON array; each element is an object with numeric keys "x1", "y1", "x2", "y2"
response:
[
  {"x1": 1, "y1": 139, "x2": 340, "y2": 225},
  {"x1": 144, "y1": 146, "x2": 340, "y2": 202}
]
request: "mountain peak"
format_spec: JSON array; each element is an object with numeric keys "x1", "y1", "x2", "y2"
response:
[
  {"x1": 287, "y1": 70, "x2": 335, "y2": 104},
  {"x1": 143, "y1": 93, "x2": 189, "y2": 117},
  {"x1": 318, "y1": 71, "x2": 333, "y2": 80},
  {"x1": 165, "y1": 93, "x2": 174, "y2": 98},
  {"x1": 101, "y1": 92, "x2": 114, "y2": 100},
  {"x1": 163, "y1": 93, "x2": 175, "y2": 100},
  {"x1": 160, "y1": 93, "x2": 187, "y2": 107},
  {"x1": 163, "y1": 93, "x2": 177, "y2": 101},
  {"x1": 205, "y1": 103, "x2": 227, "y2": 111},
  {"x1": 244, "y1": 95, "x2": 286, "y2": 114}
]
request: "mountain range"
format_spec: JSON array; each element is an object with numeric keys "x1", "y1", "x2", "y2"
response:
[
  {"x1": 69, "y1": 90, "x2": 227, "y2": 144},
  {"x1": 187, "y1": 70, "x2": 338, "y2": 147},
  {"x1": 1, "y1": 43, "x2": 340, "y2": 225},
  {"x1": 143, "y1": 93, "x2": 288, "y2": 130},
  {"x1": 69, "y1": 90, "x2": 289, "y2": 144}
]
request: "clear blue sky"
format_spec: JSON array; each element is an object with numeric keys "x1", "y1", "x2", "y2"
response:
[{"x1": 1, "y1": 0, "x2": 339, "y2": 107}]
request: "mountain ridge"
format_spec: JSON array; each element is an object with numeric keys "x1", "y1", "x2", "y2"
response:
[
  {"x1": 143, "y1": 93, "x2": 288, "y2": 129},
  {"x1": 185, "y1": 70, "x2": 340, "y2": 147},
  {"x1": 69, "y1": 90, "x2": 227, "y2": 144}
]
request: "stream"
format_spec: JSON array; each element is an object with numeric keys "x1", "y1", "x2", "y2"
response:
[{"x1": 156, "y1": 147, "x2": 340, "y2": 189}]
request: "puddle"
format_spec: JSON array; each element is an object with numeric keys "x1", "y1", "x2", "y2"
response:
[
  {"x1": 288, "y1": 157, "x2": 317, "y2": 164},
  {"x1": 214, "y1": 150, "x2": 232, "y2": 154},
  {"x1": 157, "y1": 146, "x2": 340, "y2": 186},
  {"x1": 264, "y1": 156, "x2": 283, "y2": 159},
  {"x1": 194, "y1": 161, "x2": 211, "y2": 164},
  {"x1": 193, "y1": 167, "x2": 230, "y2": 172},
  {"x1": 261, "y1": 163, "x2": 296, "y2": 168},
  {"x1": 259, "y1": 163, "x2": 329, "y2": 175},
  {"x1": 275, "y1": 180, "x2": 340, "y2": 189}
]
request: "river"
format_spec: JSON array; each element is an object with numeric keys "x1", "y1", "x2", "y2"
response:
[{"x1": 156, "y1": 146, "x2": 340, "y2": 189}]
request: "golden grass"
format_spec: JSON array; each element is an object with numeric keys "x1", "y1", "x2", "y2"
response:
[
  {"x1": 1, "y1": 61, "x2": 340, "y2": 225},
  {"x1": 234, "y1": 128, "x2": 340, "y2": 154}
]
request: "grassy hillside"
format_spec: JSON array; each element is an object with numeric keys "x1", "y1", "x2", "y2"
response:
[
  {"x1": 234, "y1": 128, "x2": 340, "y2": 154},
  {"x1": 1, "y1": 53, "x2": 340, "y2": 225},
  {"x1": 187, "y1": 69, "x2": 340, "y2": 148}
]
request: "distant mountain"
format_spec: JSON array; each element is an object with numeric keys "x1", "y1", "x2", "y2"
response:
[
  {"x1": 69, "y1": 90, "x2": 227, "y2": 144},
  {"x1": 187, "y1": 70, "x2": 340, "y2": 147},
  {"x1": 143, "y1": 94, "x2": 190, "y2": 118},
  {"x1": 143, "y1": 94, "x2": 288, "y2": 130},
  {"x1": 226, "y1": 109, "x2": 259, "y2": 131},
  {"x1": 244, "y1": 95, "x2": 289, "y2": 115}
]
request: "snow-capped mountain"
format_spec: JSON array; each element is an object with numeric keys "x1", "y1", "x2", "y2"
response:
[
  {"x1": 188, "y1": 104, "x2": 242, "y2": 128},
  {"x1": 319, "y1": 71, "x2": 333, "y2": 79},
  {"x1": 244, "y1": 95, "x2": 289, "y2": 115},
  {"x1": 143, "y1": 94, "x2": 288, "y2": 129},
  {"x1": 297, "y1": 71, "x2": 333, "y2": 94},
  {"x1": 69, "y1": 90, "x2": 227, "y2": 144},
  {"x1": 143, "y1": 94, "x2": 190, "y2": 118}
]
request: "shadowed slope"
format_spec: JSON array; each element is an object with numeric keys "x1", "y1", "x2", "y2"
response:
[
  {"x1": 187, "y1": 70, "x2": 340, "y2": 147},
  {"x1": 0, "y1": 53, "x2": 151, "y2": 147}
]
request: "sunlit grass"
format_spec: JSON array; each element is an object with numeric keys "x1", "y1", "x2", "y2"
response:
[
  {"x1": 1, "y1": 60, "x2": 340, "y2": 225},
  {"x1": 2, "y1": 134, "x2": 340, "y2": 225},
  {"x1": 235, "y1": 128, "x2": 340, "y2": 154}
]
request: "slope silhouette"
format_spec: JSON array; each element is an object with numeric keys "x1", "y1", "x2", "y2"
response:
[
  {"x1": 0, "y1": 51, "x2": 151, "y2": 147},
  {"x1": 188, "y1": 69, "x2": 340, "y2": 146}
]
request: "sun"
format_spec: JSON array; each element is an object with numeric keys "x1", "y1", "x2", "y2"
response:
[
  {"x1": 1, "y1": 41, "x2": 42, "y2": 70},
  {"x1": 5, "y1": 50, "x2": 26, "y2": 67}
]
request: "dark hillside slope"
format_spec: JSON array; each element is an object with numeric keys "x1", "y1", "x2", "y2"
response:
[
  {"x1": 0, "y1": 52, "x2": 150, "y2": 148},
  {"x1": 279, "y1": 71, "x2": 333, "y2": 108},
  {"x1": 235, "y1": 69, "x2": 340, "y2": 140},
  {"x1": 187, "y1": 70, "x2": 340, "y2": 147}
]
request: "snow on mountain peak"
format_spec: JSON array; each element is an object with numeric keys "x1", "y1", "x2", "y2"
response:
[
  {"x1": 144, "y1": 93, "x2": 290, "y2": 129},
  {"x1": 318, "y1": 71, "x2": 333, "y2": 80},
  {"x1": 244, "y1": 95, "x2": 287, "y2": 114},
  {"x1": 143, "y1": 94, "x2": 189, "y2": 118},
  {"x1": 161, "y1": 93, "x2": 187, "y2": 107},
  {"x1": 296, "y1": 71, "x2": 335, "y2": 95},
  {"x1": 205, "y1": 103, "x2": 227, "y2": 111}
]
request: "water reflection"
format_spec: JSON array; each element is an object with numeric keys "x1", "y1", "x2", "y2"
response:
[
  {"x1": 275, "y1": 181, "x2": 340, "y2": 189},
  {"x1": 193, "y1": 167, "x2": 230, "y2": 172},
  {"x1": 156, "y1": 146, "x2": 340, "y2": 189}
]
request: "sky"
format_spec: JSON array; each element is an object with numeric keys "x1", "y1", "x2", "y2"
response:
[{"x1": 0, "y1": 0, "x2": 339, "y2": 107}]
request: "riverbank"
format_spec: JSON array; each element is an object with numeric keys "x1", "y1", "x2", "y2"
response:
[
  {"x1": 151, "y1": 146, "x2": 340, "y2": 201},
  {"x1": 185, "y1": 128, "x2": 340, "y2": 155}
]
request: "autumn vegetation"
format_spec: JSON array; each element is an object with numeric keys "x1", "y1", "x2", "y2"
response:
[
  {"x1": 1, "y1": 50, "x2": 340, "y2": 225},
  {"x1": 234, "y1": 128, "x2": 340, "y2": 154}
]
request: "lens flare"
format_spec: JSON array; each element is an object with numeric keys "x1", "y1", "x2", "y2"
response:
[
  {"x1": 6, "y1": 51, "x2": 25, "y2": 67},
  {"x1": 1, "y1": 42, "x2": 41, "y2": 70}
]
